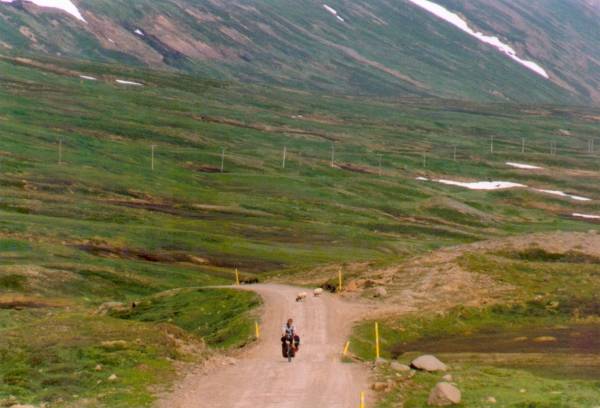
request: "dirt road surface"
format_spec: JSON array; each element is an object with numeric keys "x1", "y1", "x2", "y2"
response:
[{"x1": 158, "y1": 284, "x2": 370, "y2": 408}]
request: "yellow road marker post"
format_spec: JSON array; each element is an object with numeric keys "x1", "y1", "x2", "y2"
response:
[
  {"x1": 343, "y1": 341, "x2": 350, "y2": 357},
  {"x1": 338, "y1": 268, "x2": 343, "y2": 292},
  {"x1": 360, "y1": 391, "x2": 365, "y2": 408},
  {"x1": 235, "y1": 268, "x2": 240, "y2": 286},
  {"x1": 375, "y1": 322, "x2": 380, "y2": 360},
  {"x1": 255, "y1": 321, "x2": 260, "y2": 339}
]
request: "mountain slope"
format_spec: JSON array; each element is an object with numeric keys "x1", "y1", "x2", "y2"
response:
[{"x1": 0, "y1": 0, "x2": 598, "y2": 104}]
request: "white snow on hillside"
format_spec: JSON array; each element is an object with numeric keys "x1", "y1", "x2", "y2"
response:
[
  {"x1": 437, "y1": 179, "x2": 526, "y2": 190},
  {"x1": 506, "y1": 162, "x2": 543, "y2": 170},
  {"x1": 116, "y1": 79, "x2": 143, "y2": 86},
  {"x1": 407, "y1": 0, "x2": 548, "y2": 79},
  {"x1": 573, "y1": 213, "x2": 600, "y2": 220},
  {"x1": 134, "y1": 29, "x2": 144, "y2": 36},
  {"x1": 323, "y1": 4, "x2": 338, "y2": 15},
  {"x1": 0, "y1": 0, "x2": 85, "y2": 22},
  {"x1": 79, "y1": 75, "x2": 96, "y2": 81},
  {"x1": 535, "y1": 189, "x2": 590, "y2": 202},
  {"x1": 323, "y1": 4, "x2": 344, "y2": 22}
]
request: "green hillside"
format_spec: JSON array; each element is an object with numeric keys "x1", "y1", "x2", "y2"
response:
[
  {"x1": 0, "y1": 0, "x2": 598, "y2": 104},
  {"x1": 1, "y1": 53, "x2": 600, "y2": 406}
]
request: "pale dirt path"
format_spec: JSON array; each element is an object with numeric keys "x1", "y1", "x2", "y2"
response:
[{"x1": 157, "y1": 284, "x2": 371, "y2": 408}]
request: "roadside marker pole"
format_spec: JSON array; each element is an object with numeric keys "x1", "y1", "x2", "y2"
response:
[
  {"x1": 453, "y1": 145, "x2": 457, "y2": 162},
  {"x1": 338, "y1": 268, "x2": 343, "y2": 292},
  {"x1": 330, "y1": 143, "x2": 335, "y2": 168},
  {"x1": 521, "y1": 137, "x2": 525, "y2": 153},
  {"x1": 220, "y1": 148, "x2": 225, "y2": 173},
  {"x1": 422, "y1": 153, "x2": 426, "y2": 168},
  {"x1": 378, "y1": 154, "x2": 382, "y2": 176},
  {"x1": 282, "y1": 146, "x2": 287, "y2": 169},
  {"x1": 151, "y1": 144, "x2": 156, "y2": 171},
  {"x1": 58, "y1": 138, "x2": 63, "y2": 165},
  {"x1": 490, "y1": 135, "x2": 494, "y2": 154},
  {"x1": 255, "y1": 321, "x2": 260, "y2": 339},
  {"x1": 235, "y1": 268, "x2": 240, "y2": 286},
  {"x1": 343, "y1": 341, "x2": 350, "y2": 357},
  {"x1": 375, "y1": 322, "x2": 380, "y2": 360},
  {"x1": 360, "y1": 391, "x2": 365, "y2": 408}
]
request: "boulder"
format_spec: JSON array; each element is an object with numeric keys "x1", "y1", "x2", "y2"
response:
[
  {"x1": 371, "y1": 382, "x2": 388, "y2": 391},
  {"x1": 373, "y1": 287, "x2": 388, "y2": 298},
  {"x1": 100, "y1": 340, "x2": 128, "y2": 350},
  {"x1": 411, "y1": 355, "x2": 447, "y2": 372},
  {"x1": 374, "y1": 357, "x2": 388, "y2": 367},
  {"x1": 486, "y1": 396, "x2": 497, "y2": 404},
  {"x1": 428, "y1": 382, "x2": 461, "y2": 406},
  {"x1": 442, "y1": 374, "x2": 453, "y2": 382},
  {"x1": 108, "y1": 374, "x2": 118, "y2": 382},
  {"x1": 390, "y1": 362, "x2": 411, "y2": 372},
  {"x1": 96, "y1": 302, "x2": 126, "y2": 315}
]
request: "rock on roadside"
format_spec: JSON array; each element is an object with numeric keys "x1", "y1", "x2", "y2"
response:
[
  {"x1": 428, "y1": 382, "x2": 461, "y2": 406},
  {"x1": 411, "y1": 355, "x2": 448, "y2": 372},
  {"x1": 391, "y1": 361, "x2": 411, "y2": 372}
]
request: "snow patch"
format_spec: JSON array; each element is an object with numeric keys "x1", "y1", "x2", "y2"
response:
[
  {"x1": 79, "y1": 75, "x2": 96, "y2": 81},
  {"x1": 437, "y1": 179, "x2": 526, "y2": 190},
  {"x1": 573, "y1": 213, "x2": 600, "y2": 220},
  {"x1": 323, "y1": 4, "x2": 338, "y2": 15},
  {"x1": 323, "y1": 4, "x2": 344, "y2": 22},
  {"x1": 134, "y1": 29, "x2": 144, "y2": 36},
  {"x1": 407, "y1": 0, "x2": 548, "y2": 78},
  {"x1": 116, "y1": 79, "x2": 143, "y2": 86},
  {"x1": 506, "y1": 162, "x2": 543, "y2": 170},
  {"x1": 535, "y1": 189, "x2": 591, "y2": 202},
  {"x1": 416, "y1": 176, "x2": 429, "y2": 181},
  {"x1": 1, "y1": 0, "x2": 85, "y2": 22}
]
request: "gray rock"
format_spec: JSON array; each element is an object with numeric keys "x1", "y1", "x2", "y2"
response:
[
  {"x1": 371, "y1": 382, "x2": 388, "y2": 391},
  {"x1": 390, "y1": 362, "x2": 411, "y2": 372},
  {"x1": 411, "y1": 355, "x2": 448, "y2": 372},
  {"x1": 374, "y1": 357, "x2": 388, "y2": 367},
  {"x1": 96, "y1": 302, "x2": 126, "y2": 315},
  {"x1": 373, "y1": 287, "x2": 388, "y2": 297},
  {"x1": 428, "y1": 382, "x2": 461, "y2": 406}
]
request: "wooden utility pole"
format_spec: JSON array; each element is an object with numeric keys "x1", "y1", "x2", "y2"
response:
[
  {"x1": 282, "y1": 146, "x2": 287, "y2": 169},
  {"x1": 151, "y1": 144, "x2": 156, "y2": 171},
  {"x1": 58, "y1": 138, "x2": 63, "y2": 165},
  {"x1": 220, "y1": 148, "x2": 225, "y2": 173},
  {"x1": 330, "y1": 143, "x2": 335, "y2": 168}
]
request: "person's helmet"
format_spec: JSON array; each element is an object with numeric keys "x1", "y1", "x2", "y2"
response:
[{"x1": 287, "y1": 318, "x2": 293, "y2": 325}]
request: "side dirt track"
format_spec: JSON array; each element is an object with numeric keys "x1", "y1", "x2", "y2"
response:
[{"x1": 157, "y1": 284, "x2": 370, "y2": 408}]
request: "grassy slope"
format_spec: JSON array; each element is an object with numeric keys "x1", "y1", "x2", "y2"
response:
[
  {"x1": 351, "y1": 245, "x2": 600, "y2": 406},
  {"x1": 0, "y1": 55, "x2": 600, "y2": 406},
  {"x1": 0, "y1": 0, "x2": 591, "y2": 103}
]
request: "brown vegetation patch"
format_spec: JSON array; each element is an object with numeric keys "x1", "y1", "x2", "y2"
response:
[
  {"x1": 74, "y1": 242, "x2": 284, "y2": 273},
  {"x1": 0, "y1": 295, "x2": 65, "y2": 309},
  {"x1": 194, "y1": 115, "x2": 337, "y2": 141},
  {"x1": 183, "y1": 163, "x2": 223, "y2": 173},
  {"x1": 336, "y1": 163, "x2": 377, "y2": 175}
]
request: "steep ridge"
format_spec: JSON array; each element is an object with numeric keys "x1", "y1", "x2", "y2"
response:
[{"x1": 0, "y1": 0, "x2": 597, "y2": 103}]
